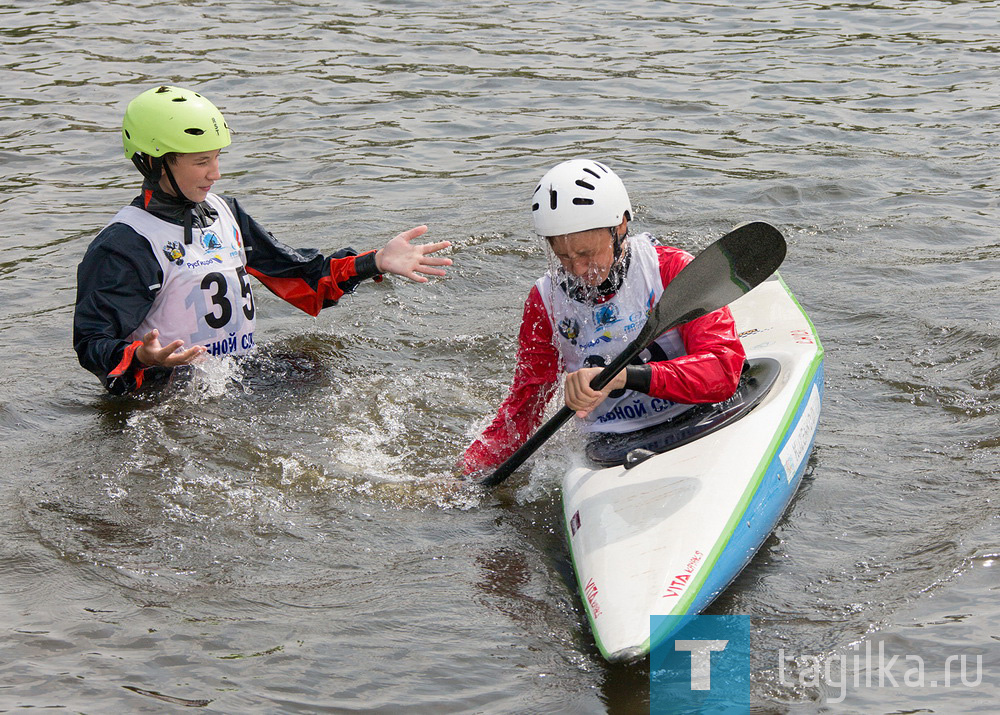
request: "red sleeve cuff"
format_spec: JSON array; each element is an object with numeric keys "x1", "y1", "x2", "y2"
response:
[{"x1": 108, "y1": 340, "x2": 146, "y2": 390}]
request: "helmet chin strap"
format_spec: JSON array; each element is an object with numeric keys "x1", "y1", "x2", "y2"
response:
[
  {"x1": 610, "y1": 225, "x2": 626, "y2": 265},
  {"x1": 131, "y1": 153, "x2": 163, "y2": 183},
  {"x1": 163, "y1": 161, "x2": 195, "y2": 246},
  {"x1": 140, "y1": 155, "x2": 196, "y2": 245},
  {"x1": 599, "y1": 226, "x2": 629, "y2": 294}
]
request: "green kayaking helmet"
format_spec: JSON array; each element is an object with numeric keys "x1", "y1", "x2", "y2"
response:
[{"x1": 122, "y1": 85, "x2": 231, "y2": 162}]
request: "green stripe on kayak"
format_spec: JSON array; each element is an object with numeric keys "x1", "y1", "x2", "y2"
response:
[
  {"x1": 567, "y1": 274, "x2": 824, "y2": 661},
  {"x1": 639, "y1": 275, "x2": 824, "y2": 657}
]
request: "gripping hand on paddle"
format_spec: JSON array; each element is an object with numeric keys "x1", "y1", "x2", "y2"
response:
[
  {"x1": 564, "y1": 366, "x2": 627, "y2": 419},
  {"x1": 135, "y1": 329, "x2": 207, "y2": 368},
  {"x1": 375, "y1": 225, "x2": 452, "y2": 282}
]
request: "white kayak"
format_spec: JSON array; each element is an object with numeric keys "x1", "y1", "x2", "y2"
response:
[{"x1": 562, "y1": 273, "x2": 823, "y2": 662}]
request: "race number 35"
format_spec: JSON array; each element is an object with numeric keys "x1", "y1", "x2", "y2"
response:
[{"x1": 201, "y1": 268, "x2": 255, "y2": 329}]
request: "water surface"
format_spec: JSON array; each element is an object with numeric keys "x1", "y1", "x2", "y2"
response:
[{"x1": 1, "y1": 0, "x2": 998, "y2": 711}]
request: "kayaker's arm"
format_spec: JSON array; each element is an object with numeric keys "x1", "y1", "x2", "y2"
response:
[
  {"x1": 624, "y1": 364, "x2": 652, "y2": 392},
  {"x1": 653, "y1": 307, "x2": 746, "y2": 402},
  {"x1": 564, "y1": 363, "x2": 652, "y2": 400},
  {"x1": 223, "y1": 197, "x2": 449, "y2": 316},
  {"x1": 220, "y1": 195, "x2": 383, "y2": 316},
  {"x1": 644, "y1": 245, "x2": 746, "y2": 404},
  {"x1": 73, "y1": 225, "x2": 166, "y2": 394},
  {"x1": 461, "y1": 287, "x2": 560, "y2": 474}
]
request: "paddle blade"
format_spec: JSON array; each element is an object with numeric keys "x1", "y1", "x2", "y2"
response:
[
  {"x1": 649, "y1": 222, "x2": 786, "y2": 336},
  {"x1": 601, "y1": 221, "x2": 786, "y2": 385}
]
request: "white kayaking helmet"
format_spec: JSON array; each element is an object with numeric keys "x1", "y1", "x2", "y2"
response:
[{"x1": 531, "y1": 159, "x2": 632, "y2": 237}]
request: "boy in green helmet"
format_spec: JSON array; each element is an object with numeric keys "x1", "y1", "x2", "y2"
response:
[{"x1": 74, "y1": 86, "x2": 452, "y2": 394}]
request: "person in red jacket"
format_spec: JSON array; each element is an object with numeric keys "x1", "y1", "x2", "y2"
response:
[
  {"x1": 462, "y1": 159, "x2": 745, "y2": 474},
  {"x1": 74, "y1": 85, "x2": 451, "y2": 394}
]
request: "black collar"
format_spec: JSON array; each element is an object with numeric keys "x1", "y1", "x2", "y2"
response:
[{"x1": 134, "y1": 180, "x2": 219, "y2": 232}]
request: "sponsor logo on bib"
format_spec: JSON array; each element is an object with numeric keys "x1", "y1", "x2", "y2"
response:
[
  {"x1": 185, "y1": 255, "x2": 224, "y2": 269},
  {"x1": 558, "y1": 317, "x2": 580, "y2": 342},
  {"x1": 163, "y1": 241, "x2": 185, "y2": 265},
  {"x1": 200, "y1": 232, "x2": 223, "y2": 251},
  {"x1": 594, "y1": 302, "x2": 620, "y2": 326}
]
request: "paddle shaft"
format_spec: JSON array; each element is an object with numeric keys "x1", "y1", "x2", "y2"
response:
[
  {"x1": 478, "y1": 330, "x2": 651, "y2": 487},
  {"x1": 480, "y1": 222, "x2": 786, "y2": 488}
]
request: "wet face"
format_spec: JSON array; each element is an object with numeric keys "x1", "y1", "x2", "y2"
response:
[
  {"x1": 547, "y1": 227, "x2": 617, "y2": 286},
  {"x1": 160, "y1": 149, "x2": 222, "y2": 203}
]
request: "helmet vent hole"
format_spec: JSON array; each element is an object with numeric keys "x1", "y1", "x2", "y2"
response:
[
  {"x1": 572, "y1": 198, "x2": 594, "y2": 206},
  {"x1": 584, "y1": 167, "x2": 602, "y2": 178},
  {"x1": 549, "y1": 189, "x2": 558, "y2": 210},
  {"x1": 172, "y1": 97, "x2": 188, "y2": 102},
  {"x1": 123, "y1": 129, "x2": 131, "y2": 139},
  {"x1": 184, "y1": 127, "x2": 205, "y2": 136},
  {"x1": 575, "y1": 179, "x2": 595, "y2": 190},
  {"x1": 531, "y1": 202, "x2": 540, "y2": 211}
]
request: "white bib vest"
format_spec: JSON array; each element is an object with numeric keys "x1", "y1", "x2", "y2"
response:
[
  {"x1": 538, "y1": 233, "x2": 693, "y2": 433},
  {"x1": 110, "y1": 193, "x2": 257, "y2": 357}
]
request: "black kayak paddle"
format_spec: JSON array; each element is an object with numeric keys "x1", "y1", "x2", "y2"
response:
[{"x1": 479, "y1": 221, "x2": 787, "y2": 488}]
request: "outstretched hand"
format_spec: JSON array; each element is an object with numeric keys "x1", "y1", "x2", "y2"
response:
[
  {"x1": 375, "y1": 225, "x2": 452, "y2": 282},
  {"x1": 563, "y1": 366, "x2": 627, "y2": 419},
  {"x1": 135, "y1": 329, "x2": 206, "y2": 368}
]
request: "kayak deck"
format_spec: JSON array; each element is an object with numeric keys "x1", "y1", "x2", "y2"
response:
[{"x1": 585, "y1": 356, "x2": 781, "y2": 468}]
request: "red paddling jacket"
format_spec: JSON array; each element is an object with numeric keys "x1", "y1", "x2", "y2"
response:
[{"x1": 462, "y1": 237, "x2": 746, "y2": 473}]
